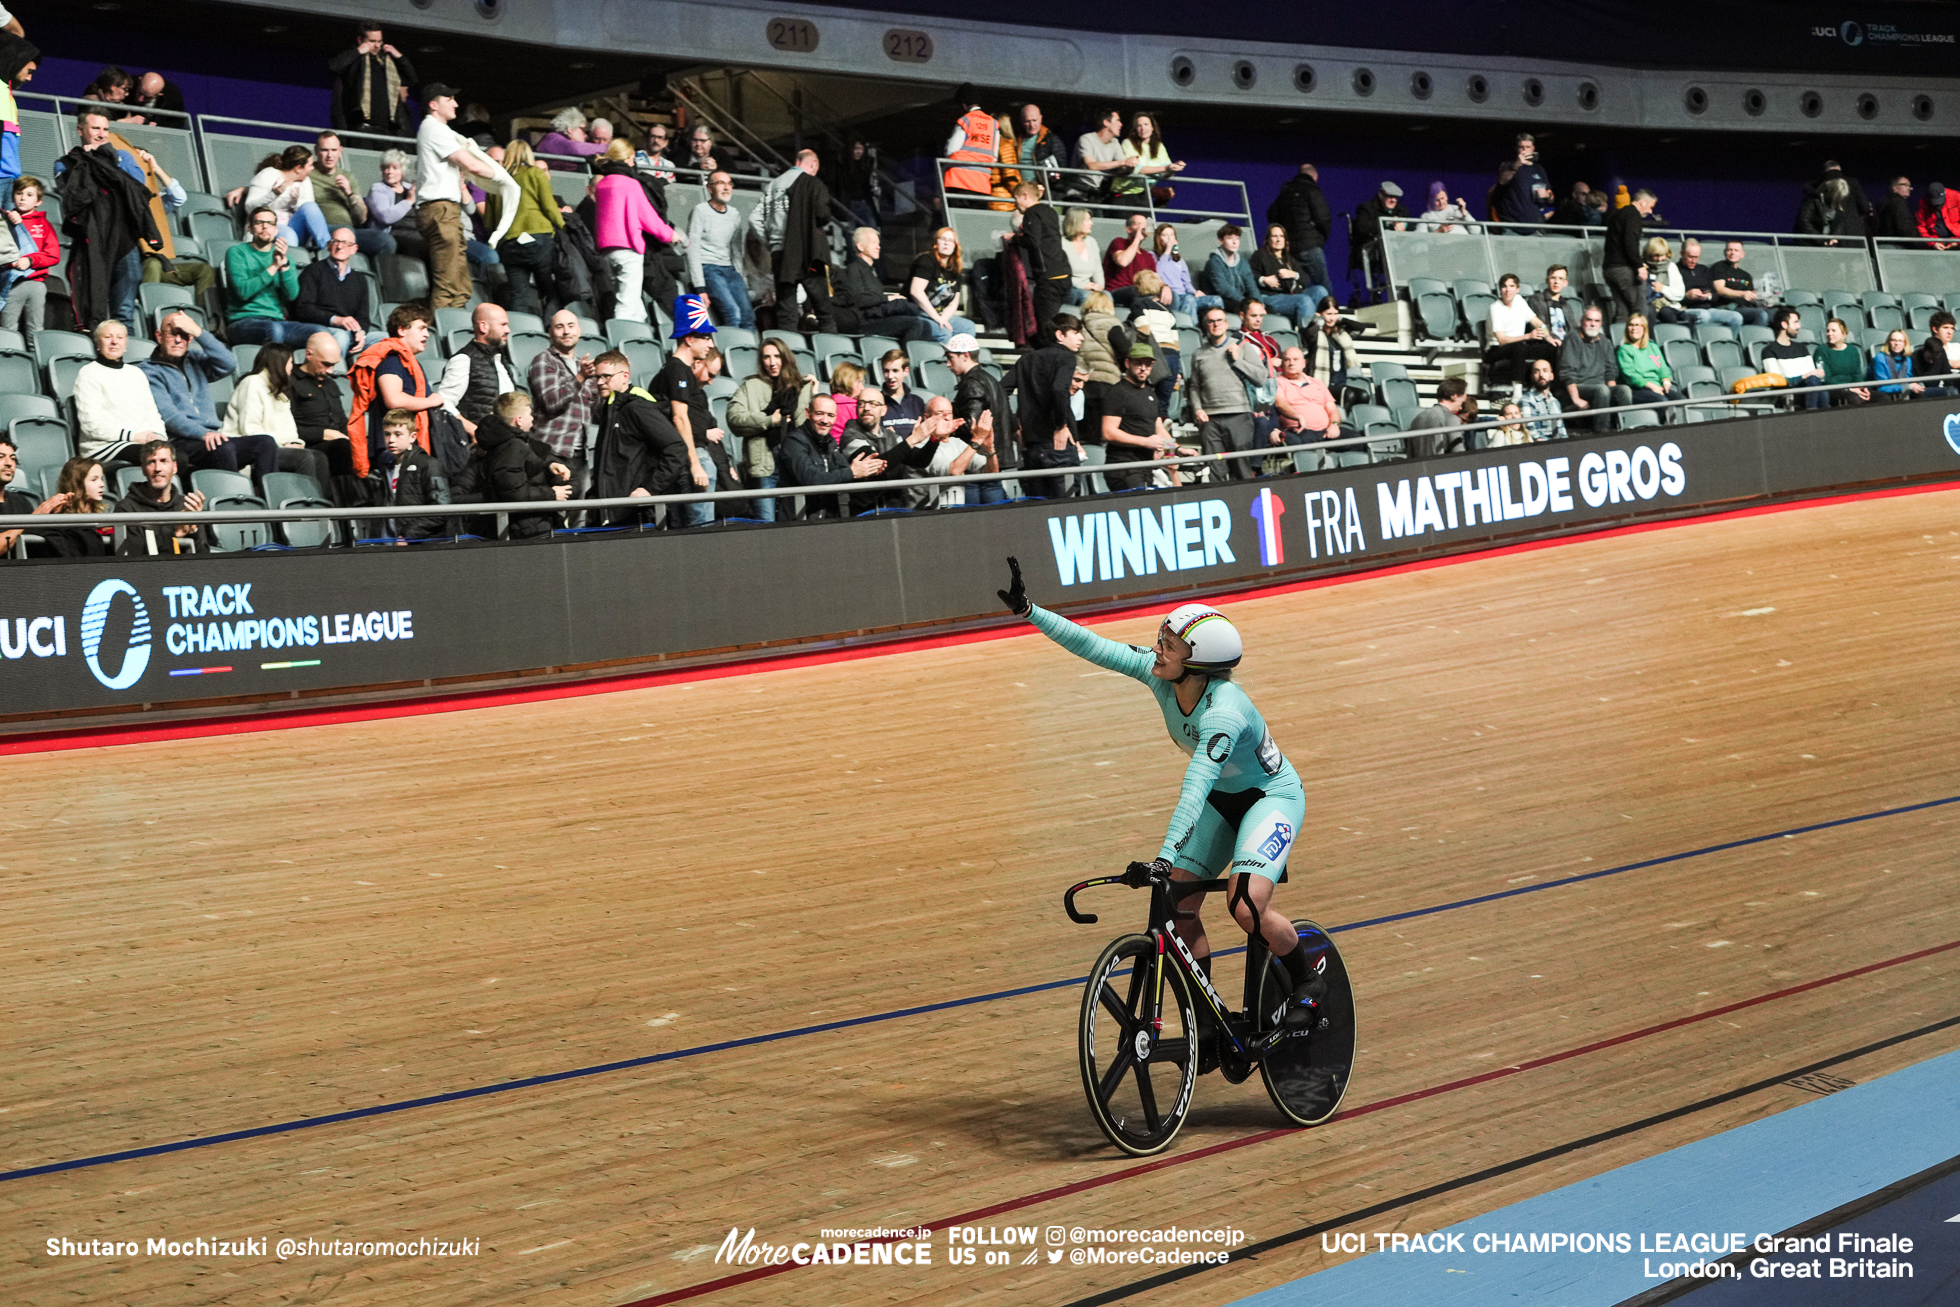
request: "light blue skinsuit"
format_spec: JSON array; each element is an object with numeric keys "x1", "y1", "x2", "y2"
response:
[{"x1": 1028, "y1": 604, "x2": 1306, "y2": 881}]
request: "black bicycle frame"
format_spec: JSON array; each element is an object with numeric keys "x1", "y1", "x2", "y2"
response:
[{"x1": 1066, "y1": 872, "x2": 1273, "y2": 1059}]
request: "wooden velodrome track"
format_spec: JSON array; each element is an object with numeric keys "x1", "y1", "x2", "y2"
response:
[{"x1": 5, "y1": 485, "x2": 1959, "y2": 1307}]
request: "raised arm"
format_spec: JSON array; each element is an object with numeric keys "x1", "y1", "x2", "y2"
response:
[
  {"x1": 1000, "y1": 557, "x2": 1153, "y2": 681},
  {"x1": 1027, "y1": 603, "x2": 1156, "y2": 681}
]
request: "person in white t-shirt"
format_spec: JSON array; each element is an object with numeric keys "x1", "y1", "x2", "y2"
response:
[
  {"x1": 415, "y1": 81, "x2": 497, "y2": 310},
  {"x1": 1485, "y1": 272, "x2": 1559, "y2": 387}
]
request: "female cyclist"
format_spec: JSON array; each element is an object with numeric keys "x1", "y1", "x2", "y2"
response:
[{"x1": 998, "y1": 558, "x2": 1322, "y2": 1021}]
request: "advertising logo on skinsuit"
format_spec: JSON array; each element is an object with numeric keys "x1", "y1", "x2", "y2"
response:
[
  {"x1": 1943, "y1": 412, "x2": 1960, "y2": 457},
  {"x1": 80, "y1": 578, "x2": 151, "y2": 690}
]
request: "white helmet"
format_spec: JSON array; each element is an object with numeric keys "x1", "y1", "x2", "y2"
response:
[{"x1": 1161, "y1": 603, "x2": 1243, "y2": 671}]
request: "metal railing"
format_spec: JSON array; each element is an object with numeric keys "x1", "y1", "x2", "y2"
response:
[
  {"x1": 1377, "y1": 222, "x2": 1960, "y2": 300},
  {"x1": 1871, "y1": 236, "x2": 1960, "y2": 299},
  {"x1": 1, "y1": 380, "x2": 1927, "y2": 547},
  {"x1": 25, "y1": 99, "x2": 637, "y2": 205},
  {"x1": 21, "y1": 91, "x2": 202, "y2": 196},
  {"x1": 935, "y1": 156, "x2": 1250, "y2": 228}
]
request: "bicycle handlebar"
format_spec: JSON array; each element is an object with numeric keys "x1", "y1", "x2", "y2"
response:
[
  {"x1": 1063, "y1": 870, "x2": 1231, "y2": 924},
  {"x1": 1064, "y1": 875, "x2": 1124, "y2": 924}
]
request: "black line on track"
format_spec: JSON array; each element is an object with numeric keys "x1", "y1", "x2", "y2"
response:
[{"x1": 1054, "y1": 1014, "x2": 1960, "y2": 1307}]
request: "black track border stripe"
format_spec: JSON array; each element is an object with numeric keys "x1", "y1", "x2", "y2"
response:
[{"x1": 1054, "y1": 1014, "x2": 1960, "y2": 1307}]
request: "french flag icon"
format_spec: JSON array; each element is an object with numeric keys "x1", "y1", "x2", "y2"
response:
[{"x1": 1250, "y1": 488, "x2": 1285, "y2": 566}]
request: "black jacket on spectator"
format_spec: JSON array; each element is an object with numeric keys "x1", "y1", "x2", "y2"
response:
[
  {"x1": 1267, "y1": 174, "x2": 1332, "y2": 253},
  {"x1": 41, "y1": 519, "x2": 114, "y2": 557},
  {"x1": 1797, "y1": 168, "x2": 1874, "y2": 230},
  {"x1": 473, "y1": 415, "x2": 563, "y2": 539},
  {"x1": 289, "y1": 368, "x2": 347, "y2": 446},
  {"x1": 328, "y1": 46, "x2": 418, "y2": 137},
  {"x1": 1797, "y1": 193, "x2": 1868, "y2": 240},
  {"x1": 55, "y1": 143, "x2": 163, "y2": 329},
  {"x1": 778, "y1": 419, "x2": 860, "y2": 518},
  {"x1": 833, "y1": 150, "x2": 877, "y2": 207},
  {"x1": 592, "y1": 386, "x2": 688, "y2": 522},
  {"x1": 780, "y1": 172, "x2": 833, "y2": 282},
  {"x1": 1875, "y1": 193, "x2": 1917, "y2": 240},
  {"x1": 833, "y1": 256, "x2": 893, "y2": 314},
  {"x1": 1012, "y1": 343, "x2": 1080, "y2": 452},
  {"x1": 955, "y1": 364, "x2": 1015, "y2": 467},
  {"x1": 1911, "y1": 336, "x2": 1953, "y2": 382},
  {"x1": 829, "y1": 256, "x2": 934, "y2": 340},
  {"x1": 1019, "y1": 202, "x2": 1068, "y2": 281},
  {"x1": 294, "y1": 261, "x2": 373, "y2": 333},
  {"x1": 1347, "y1": 197, "x2": 1403, "y2": 272},
  {"x1": 380, "y1": 445, "x2": 445, "y2": 539},
  {"x1": 115, "y1": 478, "x2": 213, "y2": 555},
  {"x1": 1603, "y1": 203, "x2": 1647, "y2": 270}
]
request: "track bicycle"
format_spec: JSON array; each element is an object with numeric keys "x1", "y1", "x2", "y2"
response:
[{"x1": 1064, "y1": 865, "x2": 1357, "y2": 1157}]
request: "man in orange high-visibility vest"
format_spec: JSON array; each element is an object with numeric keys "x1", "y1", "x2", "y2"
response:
[{"x1": 943, "y1": 105, "x2": 994, "y2": 196}]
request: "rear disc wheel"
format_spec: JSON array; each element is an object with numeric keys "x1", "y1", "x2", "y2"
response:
[
  {"x1": 1078, "y1": 934, "x2": 1199, "y2": 1156},
  {"x1": 1255, "y1": 920, "x2": 1357, "y2": 1127}
]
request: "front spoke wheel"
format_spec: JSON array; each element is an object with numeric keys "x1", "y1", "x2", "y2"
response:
[{"x1": 1078, "y1": 934, "x2": 1198, "y2": 1156}]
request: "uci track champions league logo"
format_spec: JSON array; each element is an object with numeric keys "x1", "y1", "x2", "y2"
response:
[
  {"x1": 80, "y1": 578, "x2": 152, "y2": 689},
  {"x1": 3, "y1": 576, "x2": 417, "y2": 695},
  {"x1": 1943, "y1": 412, "x2": 1960, "y2": 458}
]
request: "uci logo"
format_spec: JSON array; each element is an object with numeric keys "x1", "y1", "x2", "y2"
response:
[
  {"x1": 1943, "y1": 412, "x2": 1960, "y2": 457},
  {"x1": 80, "y1": 579, "x2": 152, "y2": 690}
]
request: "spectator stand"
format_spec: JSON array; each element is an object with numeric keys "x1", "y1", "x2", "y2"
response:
[
  {"x1": 1380, "y1": 224, "x2": 1884, "y2": 341},
  {"x1": 196, "y1": 115, "x2": 596, "y2": 210},
  {"x1": 674, "y1": 72, "x2": 920, "y2": 224},
  {"x1": 940, "y1": 158, "x2": 1252, "y2": 338}
]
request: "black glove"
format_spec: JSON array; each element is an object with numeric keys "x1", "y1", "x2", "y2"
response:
[
  {"x1": 998, "y1": 555, "x2": 1031, "y2": 618},
  {"x1": 1122, "y1": 858, "x2": 1173, "y2": 888}
]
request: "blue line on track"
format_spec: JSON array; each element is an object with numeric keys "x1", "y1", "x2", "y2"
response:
[{"x1": 4, "y1": 793, "x2": 1954, "y2": 1185}]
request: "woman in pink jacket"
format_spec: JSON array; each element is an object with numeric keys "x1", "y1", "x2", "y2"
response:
[{"x1": 592, "y1": 139, "x2": 680, "y2": 323}]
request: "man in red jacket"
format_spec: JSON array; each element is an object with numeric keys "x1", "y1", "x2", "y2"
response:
[{"x1": 1916, "y1": 182, "x2": 1960, "y2": 251}]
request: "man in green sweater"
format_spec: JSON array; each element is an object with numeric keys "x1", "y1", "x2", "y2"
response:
[{"x1": 225, "y1": 206, "x2": 315, "y2": 348}]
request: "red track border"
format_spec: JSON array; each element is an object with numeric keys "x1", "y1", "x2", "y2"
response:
[
  {"x1": 7, "y1": 480, "x2": 1952, "y2": 756},
  {"x1": 618, "y1": 935, "x2": 1960, "y2": 1306}
]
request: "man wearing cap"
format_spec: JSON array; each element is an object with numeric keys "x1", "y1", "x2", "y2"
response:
[
  {"x1": 1348, "y1": 181, "x2": 1407, "y2": 298},
  {"x1": 416, "y1": 82, "x2": 498, "y2": 308},
  {"x1": 1102, "y1": 342, "x2": 1178, "y2": 492},
  {"x1": 946, "y1": 332, "x2": 1012, "y2": 502},
  {"x1": 648, "y1": 294, "x2": 719, "y2": 526}
]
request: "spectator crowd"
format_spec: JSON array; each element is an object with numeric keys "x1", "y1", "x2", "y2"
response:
[{"x1": 7, "y1": 22, "x2": 1960, "y2": 556}]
